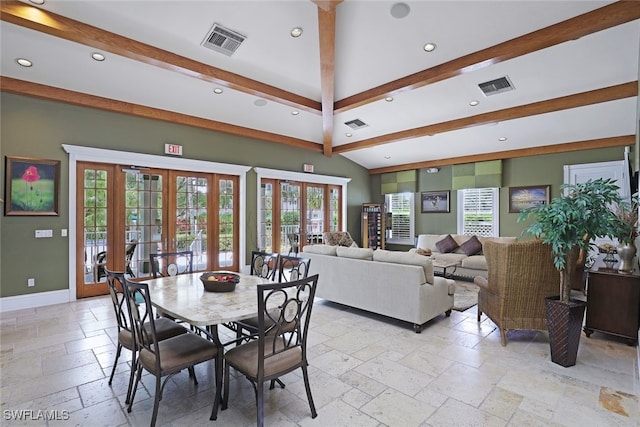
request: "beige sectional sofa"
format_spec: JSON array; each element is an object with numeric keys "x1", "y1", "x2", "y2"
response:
[
  {"x1": 301, "y1": 244, "x2": 455, "y2": 332},
  {"x1": 415, "y1": 234, "x2": 517, "y2": 279}
]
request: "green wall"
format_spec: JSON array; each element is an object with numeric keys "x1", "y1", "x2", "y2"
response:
[
  {"x1": 1, "y1": 92, "x2": 632, "y2": 299},
  {"x1": 0, "y1": 93, "x2": 372, "y2": 298},
  {"x1": 375, "y1": 147, "x2": 631, "y2": 251}
]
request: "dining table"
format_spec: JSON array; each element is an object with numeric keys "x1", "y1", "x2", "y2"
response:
[{"x1": 144, "y1": 271, "x2": 273, "y2": 347}]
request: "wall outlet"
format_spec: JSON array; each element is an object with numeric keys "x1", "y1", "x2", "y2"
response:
[
  {"x1": 61, "y1": 229, "x2": 68, "y2": 237},
  {"x1": 27, "y1": 278, "x2": 35, "y2": 287}
]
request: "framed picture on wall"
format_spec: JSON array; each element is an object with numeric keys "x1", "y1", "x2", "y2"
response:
[
  {"x1": 421, "y1": 190, "x2": 450, "y2": 213},
  {"x1": 4, "y1": 156, "x2": 60, "y2": 216},
  {"x1": 508, "y1": 185, "x2": 550, "y2": 213}
]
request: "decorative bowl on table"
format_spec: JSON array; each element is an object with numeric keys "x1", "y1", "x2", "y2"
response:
[{"x1": 200, "y1": 272, "x2": 240, "y2": 292}]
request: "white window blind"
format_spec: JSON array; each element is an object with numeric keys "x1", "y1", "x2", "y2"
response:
[
  {"x1": 385, "y1": 192, "x2": 415, "y2": 244},
  {"x1": 457, "y1": 188, "x2": 499, "y2": 237}
]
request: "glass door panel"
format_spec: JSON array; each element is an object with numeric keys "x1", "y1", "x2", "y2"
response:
[
  {"x1": 280, "y1": 181, "x2": 301, "y2": 251},
  {"x1": 328, "y1": 186, "x2": 341, "y2": 231},
  {"x1": 125, "y1": 169, "x2": 167, "y2": 279},
  {"x1": 259, "y1": 180, "x2": 274, "y2": 252},
  {"x1": 174, "y1": 174, "x2": 208, "y2": 271},
  {"x1": 305, "y1": 185, "x2": 325, "y2": 244},
  {"x1": 77, "y1": 163, "x2": 113, "y2": 297},
  {"x1": 218, "y1": 177, "x2": 235, "y2": 268}
]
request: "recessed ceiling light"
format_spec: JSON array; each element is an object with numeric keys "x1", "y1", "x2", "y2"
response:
[
  {"x1": 29, "y1": 0, "x2": 45, "y2": 4},
  {"x1": 290, "y1": 27, "x2": 303, "y2": 38},
  {"x1": 16, "y1": 58, "x2": 32, "y2": 67},
  {"x1": 390, "y1": 3, "x2": 410, "y2": 19},
  {"x1": 91, "y1": 52, "x2": 105, "y2": 61},
  {"x1": 291, "y1": 111, "x2": 299, "y2": 116},
  {"x1": 254, "y1": 99, "x2": 267, "y2": 107},
  {"x1": 385, "y1": 97, "x2": 394, "y2": 102},
  {"x1": 469, "y1": 100, "x2": 479, "y2": 106},
  {"x1": 213, "y1": 88, "x2": 223, "y2": 94},
  {"x1": 423, "y1": 43, "x2": 437, "y2": 52},
  {"x1": 345, "y1": 133, "x2": 353, "y2": 138},
  {"x1": 498, "y1": 137, "x2": 508, "y2": 142}
]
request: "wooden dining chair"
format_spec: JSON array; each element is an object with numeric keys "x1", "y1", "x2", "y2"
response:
[
  {"x1": 150, "y1": 250, "x2": 193, "y2": 278},
  {"x1": 223, "y1": 274, "x2": 320, "y2": 427},
  {"x1": 105, "y1": 268, "x2": 187, "y2": 405},
  {"x1": 124, "y1": 278, "x2": 223, "y2": 426}
]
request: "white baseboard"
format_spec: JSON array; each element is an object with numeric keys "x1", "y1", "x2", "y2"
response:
[{"x1": 0, "y1": 290, "x2": 72, "y2": 313}]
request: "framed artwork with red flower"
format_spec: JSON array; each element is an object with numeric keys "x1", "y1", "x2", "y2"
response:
[{"x1": 4, "y1": 156, "x2": 60, "y2": 216}]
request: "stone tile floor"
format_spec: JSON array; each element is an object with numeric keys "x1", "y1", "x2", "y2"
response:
[{"x1": 1, "y1": 296, "x2": 638, "y2": 426}]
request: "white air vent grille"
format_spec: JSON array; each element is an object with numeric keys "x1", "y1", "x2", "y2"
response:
[
  {"x1": 478, "y1": 76, "x2": 515, "y2": 96},
  {"x1": 344, "y1": 118, "x2": 368, "y2": 130},
  {"x1": 202, "y1": 23, "x2": 246, "y2": 56}
]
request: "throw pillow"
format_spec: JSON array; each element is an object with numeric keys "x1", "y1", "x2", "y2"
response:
[
  {"x1": 460, "y1": 235, "x2": 482, "y2": 256},
  {"x1": 322, "y1": 232, "x2": 341, "y2": 246},
  {"x1": 436, "y1": 234, "x2": 459, "y2": 253},
  {"x1": 338, "y1": 233, "x2": 354, "y2": 247}
]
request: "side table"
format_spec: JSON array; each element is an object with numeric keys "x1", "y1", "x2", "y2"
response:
[{"x1": 583, "y1": 256, "x2": 640, "y2": 346}]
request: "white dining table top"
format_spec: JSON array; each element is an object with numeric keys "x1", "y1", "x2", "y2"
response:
[{"x1": 144, "y1": 272, "x2": 273, "y2": 327}]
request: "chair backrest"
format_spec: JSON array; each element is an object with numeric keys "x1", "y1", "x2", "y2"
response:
[
  {"x1": 125, "y1": 243, "x2": 137, "y2": 263},
  {"x1": 256, "y1": 274, "x2": 319, "y2": 378},
  {"x1": 105, "y1": 268, "x2": 131, "y2": 335},
  {"x1": 483, "y1": 239, "x2": 559, "y2": 319},
  {"x1": 250, "y1": 251, "x2": 279, "y2": 280},
  {"x1": 278, "y1": 255, "x2": 311, "y2": 282},
  {"x1": 124, "y1": 278, "x2": 161, "y2": 370},
  {"x1": 150, "y1": 251, "x2": 193, "y2": 278}
]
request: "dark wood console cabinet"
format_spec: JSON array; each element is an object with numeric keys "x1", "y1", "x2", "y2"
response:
[{"x1": 584, "y1": 258, "x2": 640, "y2": 346}]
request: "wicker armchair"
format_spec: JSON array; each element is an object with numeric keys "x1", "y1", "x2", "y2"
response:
[{"x1": 475, "y1": 239, "x2": 559, "y2": 346}]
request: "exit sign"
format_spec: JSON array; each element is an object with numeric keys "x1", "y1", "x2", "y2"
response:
[{"x1": 165, "y1": 143, "x2": 183, "y2": 156}]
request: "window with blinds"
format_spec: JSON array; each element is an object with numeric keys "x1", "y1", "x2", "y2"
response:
[
  {"x1": 384, "y1": 192, "x2": 415, "y2": 245},
  {"x1": 457, "y1": 188, "x2": 499, "y2": 237}
]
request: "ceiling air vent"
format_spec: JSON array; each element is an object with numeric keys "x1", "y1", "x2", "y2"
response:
[
  {"x1": 202, "y1": 23, "x2": 246, "y2": 56},
  {"x1": 478, "y1": 76, "x2": 515, "y2": 96},
  {"x1": 344, "y1": 118, "x2": 368, "y2": 130}
]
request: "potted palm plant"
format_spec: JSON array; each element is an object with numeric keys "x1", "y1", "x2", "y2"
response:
[{"x1": 518, "y1": 178, "x2": 624, "y2": 367}]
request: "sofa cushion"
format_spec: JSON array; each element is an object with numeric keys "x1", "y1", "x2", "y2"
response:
[
  {"x1": 416, "y1": 234, "x2": 446, "y2": 252},
  {"x1": 373, "y1": 249, "x2": 434, "y2": 284},
  {"x1": 459, "y1": 235, "x2": 482, "y2": 256},
  {"x1": 336, "y1": 246, "x2": 373, "y2": 260},
  {"x1": 436, "y1": 234, "x2": 459, "y2": 253},
  {"x1": 461, "y1": 255, "x2": 487, "y2": 270},
  {"x1": 302, "y1": 244, "x2": 337, "y2": 256},
  {"x1": 431, "y1": 252, "x2": 466, "y2": 265}
]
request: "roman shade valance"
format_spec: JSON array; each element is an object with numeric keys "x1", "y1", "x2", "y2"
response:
[
  {"x1": 381, "y1": 170, "x2": 417, "y2": 194},
  {"x1": 452, "y1": 160, "x2": 502, "y2": 190}
]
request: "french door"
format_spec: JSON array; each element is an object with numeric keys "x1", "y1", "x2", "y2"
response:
[
  {"x1": 76, "y1": 162, "x2": 238, "y2": 298},
  {"x1": 258, "y1": 178, "x2": 341, "y2": 254}
]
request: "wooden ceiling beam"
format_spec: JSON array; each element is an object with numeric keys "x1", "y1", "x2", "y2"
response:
[
  {"x1": 369, "y1": 135, "x2": 636, "y2": 175},
  {"x1": 335, "y1": 1, "x2": 640, "y2": 113},
  {"x1": 0, "y1": 76, "x2": 323, "y2": 152},
  {"x1": 0, "y1": 1, "x2": 322, "y2": 114},
  {"x1": 334, "y1": 81, "x2": 638, "y2": 154},
  {"x1": 315, "y1": 1, "x2": 342, "y2": 157}
]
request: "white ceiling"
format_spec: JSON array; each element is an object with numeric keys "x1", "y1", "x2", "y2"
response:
[{"x1": 1, "y1": 0, "x2": 638, "y2": 171}]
